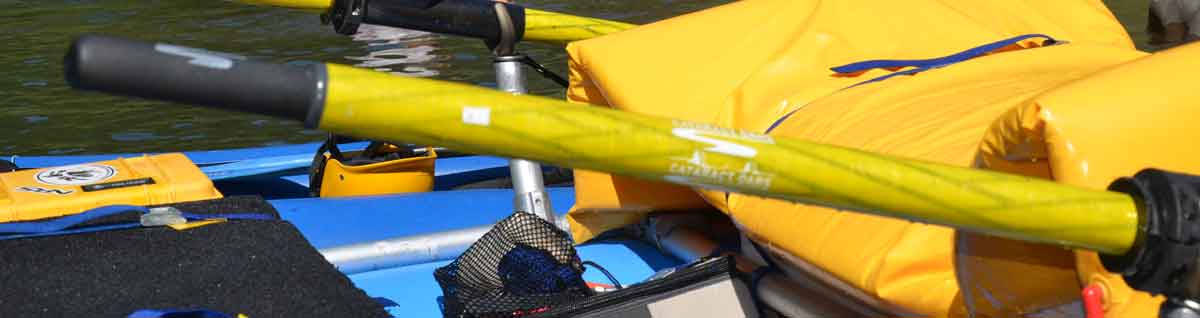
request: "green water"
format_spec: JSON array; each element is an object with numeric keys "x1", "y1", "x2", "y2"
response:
[
  {"x1": 0, "y1": 0, "x2": 1154, "y2": 155},
  {"x1": 0, "y1": 0, "x2": 732, "y2": 155}
]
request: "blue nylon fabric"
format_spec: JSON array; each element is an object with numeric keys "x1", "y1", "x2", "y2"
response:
[
  {"x1": 127, "y1": 309, "x2": 234, "y2": 318},
  {"x1": 0, "y1": 205, "x2": 146, "y2": 234},
  {"x1": 178, "y1": 212, "x2": 276, "y2": 221},
  {"x1": 764, "y1": 34, "x2": 1058, "y2": 134},
  {"x1": 841, "y1": 66, "x2": 937, "y2": 89},
  {"x1": 0, "y1": 205, "x2": 275, "y2": 240},
  {"x1": 0, "y1": 223, "x2": 143, "y2": 240},
  {"x1": 830, "y1": 34, "x2": 1055, "y2": 74}
]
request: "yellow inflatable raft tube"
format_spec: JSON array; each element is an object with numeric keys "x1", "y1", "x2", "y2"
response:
[{"x1": 563, "y1": 0, "x2": 1151, "y2": 316}]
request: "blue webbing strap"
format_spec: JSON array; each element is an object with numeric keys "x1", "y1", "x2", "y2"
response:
[
  {"x1": 127, "y1": 309, "x2": 235, "y2": 318},
  {"x1": 0, "y1": 205, "x2": 145, "y2": 234},
  {"x1": 764, "y1": 34, "x2": 1059, "y2": 134},
  {"x1": 830, "y1": 34, "x2": 1056, "y2": 74},
  {"x1": 0, "y1": 223, "x2": 144, "y2": 241},
  {"x1": 0, "y1": 205, "x2": 275, "y2": 240},
  {"x1": 179, "y1": 212, "x2": 276, "y2": 221}
]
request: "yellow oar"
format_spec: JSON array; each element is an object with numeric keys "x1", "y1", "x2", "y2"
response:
[
  {"x1": 241, "y1": 0, "x2": 331, "y2": 11},
  {"x1": 521, "y1": 8, "x2": 636, "y2": 45},
  {"x1": 66, "y1": 35, "x2": 1140, "y2": 255},
  {"x1": 239, "y1": 0, "x2": 636, "y2": 45}
]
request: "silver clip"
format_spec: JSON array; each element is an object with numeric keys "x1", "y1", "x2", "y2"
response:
[{"x1": 141, "y1": 207, "x2": 188, "y2": 227}]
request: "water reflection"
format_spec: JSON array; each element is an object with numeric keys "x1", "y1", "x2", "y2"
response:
[
  {"x1": 346, "y1": 24, "x2": 442, "y2": 77},
  {"x1": 0, "y1": 0, "x2": 733, "y2": 155}
]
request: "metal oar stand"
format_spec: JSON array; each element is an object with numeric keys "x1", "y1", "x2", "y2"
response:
[
  {"x1": 325, "y1": 0, "x2": 553, "y2": 221},
  {"x1": 489, "y1": 2, "x2": 555, "y2": 222},
  {"x1": 317, "y1": 0, "x2": 557, "y2": 272}
]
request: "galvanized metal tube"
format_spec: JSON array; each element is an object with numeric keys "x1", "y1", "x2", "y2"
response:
[
  {"x1": 320, "y1": 216, "x2": 571, "y2": 274},
  {"x1": 646, "y1": 217, "x2": 886, "y2": 317},
  {"x1": 494, "y1": 55, "x2": 554, "y2": 222},
  {"x1": 320, "y1": 226, "x2": 490, "y2": 274}
]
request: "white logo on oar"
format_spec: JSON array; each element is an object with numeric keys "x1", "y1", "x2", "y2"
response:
[
  {"x1": 154, "y1": 44, "x2": 245, "y2": 70},
  {"x1": 671, "y1": 128, "x2": 758, "y2": 158}
]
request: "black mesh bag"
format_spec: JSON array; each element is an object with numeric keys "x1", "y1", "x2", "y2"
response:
[{"x1": 435, "y1": 212, "x2": 593, "y2": 317}]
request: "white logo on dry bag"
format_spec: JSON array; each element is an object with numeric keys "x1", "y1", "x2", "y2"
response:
[
  {"x1": 16, "y1": 186, "x2": 74, "y2": 195},
  {"x1": 154, "y1": 44, "x2": 244, "y2": 70},
  {"x1": 35, "y1": 164, "x2": 117, "y2": 186}
]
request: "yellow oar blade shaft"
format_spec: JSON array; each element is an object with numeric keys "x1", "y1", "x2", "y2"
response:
[
  {"x1": 240, "y1": 0, "x2": 331, "y2": 11},
  {"x1": 232, "y1": 0, "x2": 633, "y2": 44},
  {"x1": 319, "y1": 64, "x2": 1139, "y2": 255},
  {"x1": 523, "y1": 9, "x2": 636, "y2": 44}
]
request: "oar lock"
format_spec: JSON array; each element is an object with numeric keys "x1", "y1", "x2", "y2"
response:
[
  {"x1": 326, "y1": 0, "x2": 366, "y2": 35},
  {"x1": 1104, "y1": 169, "x2": 1200, "y2": 316},
  {"x1": 322, "y1": 0, "x2": 526, "y2": 50}
]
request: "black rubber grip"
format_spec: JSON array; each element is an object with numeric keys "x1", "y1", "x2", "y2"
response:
[
  {"x1": 362, "y1": 0, "x2": 524, "y2": 47},
  {"x1": 65, "y1": 35, "x2": 326, "y2": 127}
]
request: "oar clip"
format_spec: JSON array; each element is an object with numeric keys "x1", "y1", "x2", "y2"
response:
[
  {"x1": 1104, "y1": 169, "x2": 1200, "y2": 316},
  {"x1": 324, "y1": 0, "x2": 526, "y2": 48},
  {"x1": 328, "y1": 0, "x2": 365, "y2": 35}
]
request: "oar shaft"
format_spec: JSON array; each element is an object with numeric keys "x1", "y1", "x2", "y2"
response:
[
  {"x1": 315, "y1": 63, "x2": 1139, "y2": 254},
  {"x1": 241, "y1": 0, "x2": 332, "y2": 11},
  {"x1": 237, "y1": 0, "x2": 635, "y2": 44},
  {"x1": 522, "y1": 8, "x2": 636, "y2": 44},
  {"x1": 65, "y1": 36, "x2": 1141, "y2": 255}
]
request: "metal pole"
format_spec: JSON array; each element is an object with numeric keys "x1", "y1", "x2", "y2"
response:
[
  {"x1": 643, "y1": 216, "x2": 893, "y2": 317},
  {"x1": 321, "y1": 216, "x2": 571, "y2": 275},
  {"x1": 493, "y1": 57, "x2": 553, "y2": 221},
  {"x1": 322, "y1": 226, "x2": 490, "y2": 274}
]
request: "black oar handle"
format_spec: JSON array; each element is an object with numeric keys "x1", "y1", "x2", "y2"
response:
[
  {"x1": 331, "y1": 0, "x2": 524, "y2": 47},
  {"x1": 65, "y1": 35, "x2": 326, "y2": 127}
]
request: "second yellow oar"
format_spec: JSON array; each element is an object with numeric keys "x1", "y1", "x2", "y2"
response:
[
  {"x1": 65, "y1": 35, "x2": 1139, "y2": 255},
  {"x1": 241, "y1": 0, "x2": 636, "y2": 45}
]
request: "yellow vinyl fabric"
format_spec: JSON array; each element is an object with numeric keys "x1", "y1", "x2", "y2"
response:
[
  {"x1": 0, "y1": 154, "x2": 222, "y2": 222},
  {"x1": 741, "y1": 45, "x2": 1144, "y2": 317},
  {"x1": 564, "y1": 0, "x2": 1138, "y2": 316},
  {"x1": 977, "y1": 42, "x2": 1200, "y2": 318},
  {"x1": 317, "y1": 147, "x2": 437, "y2": 198}
]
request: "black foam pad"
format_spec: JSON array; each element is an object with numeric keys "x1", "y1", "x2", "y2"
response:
[{"x1": 0, "y1": 197, "x2": 389, "y2": 317}]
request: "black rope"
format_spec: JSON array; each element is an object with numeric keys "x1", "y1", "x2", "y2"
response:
[
  {"x1": 582, "y1": 261, "x2": 623, "y2": 289},
  {"x1": 521, "y1": 56, "x2": 570, "y2": 88}
]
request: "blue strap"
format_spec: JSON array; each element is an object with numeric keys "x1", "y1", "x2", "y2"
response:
[
  {"x1": 765, "y1": 34, "x2": 1059, "y2": 134},
  {"x1": 0, "y1": 223, "x2": 143, "y2": 240},
  {"x1": 0, "y1": 205, "x2": 145, "y2": 234},
  {"x1": 830, "y1": 34, "x2": 1056, "y2": 74},
  {"x1": 127, "y1": 309, "x2": 234, "y2": 318},
  {"x1": 841, "y1": 66, "x2": 934, "y2": 89},
  {"x1": 180, "y1": 212, "x2": 276, "y2": 221},
  {"x1": 0, "y1": 205, "x2": 275, "y2": 240}
]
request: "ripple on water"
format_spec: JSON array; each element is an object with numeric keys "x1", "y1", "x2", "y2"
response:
[
  {"x1": 2, "y1": 0, "x2": 734, "y2": 154},
  {"x1": 47, "y1": 148, "x2": 86, "y2": 155},
  {"x1": 111, "y1": 132, "x2": 161, "y2": 142},
  {"x1": 24, "y1": 115, "x2": 48, "y2": 124},
  {"x1": 21, "y1": 80, "x2": 48, "y2": 87}
]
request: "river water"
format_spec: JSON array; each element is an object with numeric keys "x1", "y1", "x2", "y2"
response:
[{"x1": 0, "y1": 0, "x2": 1152, "y2": 155}]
